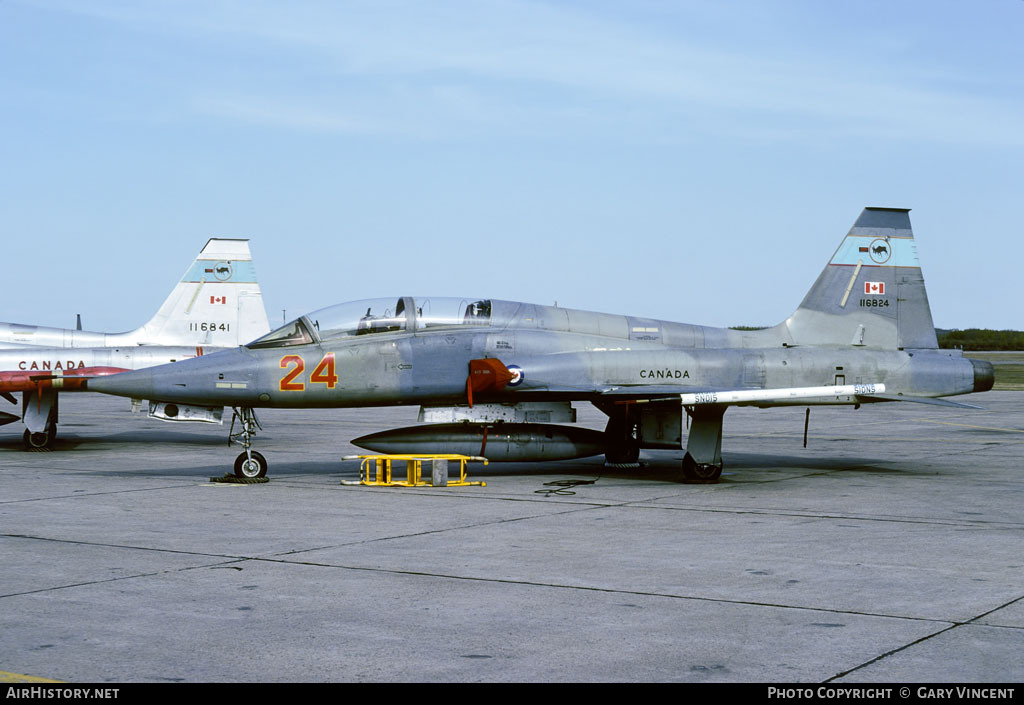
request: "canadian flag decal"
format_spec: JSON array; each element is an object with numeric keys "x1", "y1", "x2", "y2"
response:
[
  {"x1": 210, "y1": 296, "x2": 227, "y2": 304},
  {"x1": 864, "y1": 282, "x2": 885, "y2": 295}
]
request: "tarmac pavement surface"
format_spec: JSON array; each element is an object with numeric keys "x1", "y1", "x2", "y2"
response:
[{"x1": 1, "y1": 392, "x2": 1021, "y2": 683}]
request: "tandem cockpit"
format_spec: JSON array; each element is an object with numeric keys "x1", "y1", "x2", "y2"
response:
[{"x1": 246, "y1": 297, "x2": 495, "y2": 349}]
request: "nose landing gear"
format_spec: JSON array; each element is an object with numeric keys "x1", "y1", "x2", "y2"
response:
[
  {"x1": 229, "y1": 407, "x2": 267, "y2": 478},
  {"x1": 234, "y1": 450, "x2": 268, "y2": 479}
]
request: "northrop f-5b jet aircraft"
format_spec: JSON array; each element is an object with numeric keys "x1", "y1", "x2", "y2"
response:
[{"x1": 88, "y1": 208, "x2": 994, "y2": 482}]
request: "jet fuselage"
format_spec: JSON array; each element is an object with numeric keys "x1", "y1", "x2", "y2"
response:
[{"x1": 88, "y1": 297, "x2": 987, "y2": 410}]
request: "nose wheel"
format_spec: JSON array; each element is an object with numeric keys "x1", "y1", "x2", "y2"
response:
[
  {"x1": 234, "y1": 450, "x2": 268, "y2": 479},
  {"x1": 229, "y1": 407, "x2": 268, "y2": 478}
]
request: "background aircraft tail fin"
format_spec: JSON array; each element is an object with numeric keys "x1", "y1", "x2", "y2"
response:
[
  {"x1": 125, "y1": 239, "x2": 271, "y2": 347},
  {"x1": 780, "y1": 208, "x2": 938, "y2": 349}
]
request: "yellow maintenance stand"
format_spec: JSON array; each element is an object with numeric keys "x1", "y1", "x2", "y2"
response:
[{"x1": 341, "y1": 454, "x2": 487, "y2": 487}]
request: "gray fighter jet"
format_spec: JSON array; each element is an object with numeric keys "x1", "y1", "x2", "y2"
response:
[{"x1": 88, "y1": 208, "x2": 994, "y2": 482}]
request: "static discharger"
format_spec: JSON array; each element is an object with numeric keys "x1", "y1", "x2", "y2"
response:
[{"x1": 340, "y1": 454, "x2": 487, "y2": 488}]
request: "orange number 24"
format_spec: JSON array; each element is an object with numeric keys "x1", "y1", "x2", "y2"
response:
[{"x1": 280, "y1": 354, "x2": 338, "y2": 391}]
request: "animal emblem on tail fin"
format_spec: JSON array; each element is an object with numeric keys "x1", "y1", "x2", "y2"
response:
[
  {"x1": 781, "y1": 207, "x2": 938, "y2": 350},
  {"x1": 118, "y1": 239, "x2": 270, "y2": 347}
]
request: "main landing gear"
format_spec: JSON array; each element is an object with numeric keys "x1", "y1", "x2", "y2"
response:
[
  {"x1": 681, "y1": 452, "x2": 722, "y2": 483},
  {"x1": 603, "y1": 404, "x2": 640, "y2": 467},
  {"x1": 229, "y1": 407, "x2": 268, "y2": 478},
  {"x1": 600, "y1": 402, "x2": 727, "y2": 482},
  {"x1": 681, "y1": 404, "x2": 725, "y2": 484},
  {"x1": 23, "y1": 426, "x2": 56, "y2": 450},
  {"x1": 22, "y1": 389, "x2": 58, "y2": 450}
]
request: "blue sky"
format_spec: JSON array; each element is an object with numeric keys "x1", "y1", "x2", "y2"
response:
[{"x1": 2, "y1": 0, "x2": 1021, "y2": 333}]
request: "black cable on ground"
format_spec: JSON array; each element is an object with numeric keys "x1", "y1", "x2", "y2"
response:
[{"x1": 534, "y1": 479, "x2": 598, "y2": 497}]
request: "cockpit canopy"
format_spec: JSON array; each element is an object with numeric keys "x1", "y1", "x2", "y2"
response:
[{"x1": 246, "y1": 297, "x2": 493, "y2": 349}]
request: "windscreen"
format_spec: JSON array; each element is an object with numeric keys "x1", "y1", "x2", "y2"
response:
[{"x1": 246, "y1": 317, "x2": 317, "y2": 349}]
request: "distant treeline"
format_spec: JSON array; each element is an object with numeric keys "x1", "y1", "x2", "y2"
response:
[
  {"x1": 727, "y1": 326, "x2": 1023, "y2": 350},
  {"x1": 936, "y1": 329, "x2": 1024, "y2": 351}
]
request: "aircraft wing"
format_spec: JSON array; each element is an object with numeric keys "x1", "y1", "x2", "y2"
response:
[
  {"x1": 599, "y1": 382, "x2": 981, "y2": 409},
  {"x1": 678, "y1": 383, "x2": 887, "y2": 406},
  {"x1": 598, "y1": 383, "x2": 886, "y2": 406}
]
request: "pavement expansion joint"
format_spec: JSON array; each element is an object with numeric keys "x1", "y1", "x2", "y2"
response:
[
  {"x1": 824, "y1": 623, "x2": 960, "y2": 682},
  {"x1": 264, "y1": 503, "x2": 613, "y2": 558},
  {"x1": 246, "y1": 555, "x2": 998, "y2": 626},
  {"x1": 826, "y1": 590, "x2": 1024, "y2": 681}
]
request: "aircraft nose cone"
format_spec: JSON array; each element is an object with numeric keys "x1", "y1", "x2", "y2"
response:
[
  {"x1": 87, "y1": 349, "x2": 258, "y2": 405},
  {"x1": 970, "y1": 358, "x2": 995, "y2": 393},
  {"x1": 87, "y1": 368, "x2": 155, "y2": 398}
]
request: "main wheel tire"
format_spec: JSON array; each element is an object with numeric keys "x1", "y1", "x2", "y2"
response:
[
  {"x1": 605, "y1": 443, "x2": 640, "y2": 465},
  {"x1": 681, "y1": 453, "x2": 722, "y2": 484},
  {"x1": 604, "y1": 414, "x2": 640, "y2": 465},
  {"x1": 234, "y1": 451, "x2": 268, "y2": 479},
  {"x1": 23, "y1": 427, "x2": 56, "y2": 449}
]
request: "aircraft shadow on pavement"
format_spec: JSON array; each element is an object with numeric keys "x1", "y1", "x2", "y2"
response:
[
  {"x1": 0, "y1": 430, "x2": 226, "y2": 452},
  {"x1": 720, "y1": 451, "x2": 900, "y2": 473},
  {"x1": 0, "y1": 433, "x2": 909, "y2": 481}
]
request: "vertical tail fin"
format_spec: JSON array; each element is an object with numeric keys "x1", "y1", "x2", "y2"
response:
[
  {"x1": 782, "y1": 208, "x2": 938, "y2": 349},
  {"x1": 115, "y1": 239, "x2": 271, "y2": 347}
]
